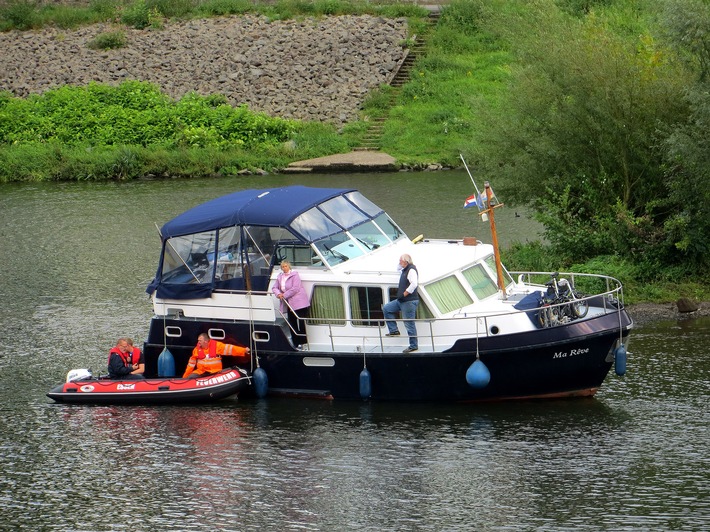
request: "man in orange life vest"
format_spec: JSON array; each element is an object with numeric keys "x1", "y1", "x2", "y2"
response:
[
  {"x1": 108, "y1": 337, "x2": 145, "y2": 380},
  {"x1": 183, "y1": 333, "x2": 251, "y2": 378},
  {"x1": 126, "y1": 338, "x2": 144, "y2": 375}
]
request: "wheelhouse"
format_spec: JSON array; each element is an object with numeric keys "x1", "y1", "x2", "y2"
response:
[{"x1": 147, "y1": 187, "x2": 407, "y2": 300}]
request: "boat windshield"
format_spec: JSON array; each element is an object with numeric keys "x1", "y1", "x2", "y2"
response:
[
  {"x1": 290, "y1": 207, "x2": 341, "y2": 241},
  {"x1": 462, "y1": 263, "x2": 499, "y2": 300},
  {"x1": 373, "y1": 212, "x2": 405, "y2": 241},
  {"x1": 484, "y1": 255, "x2": 515, "y2": 289},
  {"x1": 344, "y1": 191, "x2": 382, "y2": 217},
  {"x1": 314, "y1": 232, "x2": 366, "y2": 266},
  {"x1": 319, "y1": 196, "x2": 369, "y2": 228},
  {"x1": 349, "y1": 220, "x2": 390, "y2": 250},
  {"x1": 289, "y1": 192, "x2": 405, "y2": 244}
]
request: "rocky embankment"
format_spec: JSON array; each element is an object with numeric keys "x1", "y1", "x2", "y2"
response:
[
  {"x1": 0, "y1": 14, "x2": 408, "y2": 126},
  {"x1": 627, "y1": 301, "x2": 710, "y2": 326}
]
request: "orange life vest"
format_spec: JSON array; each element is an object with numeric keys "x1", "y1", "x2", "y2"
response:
[
  {"x1": 108, "y1": 347, "x2": 140, "y2": 367},
  {"x1": 183, "y1": 339, "x2": 248, "y2": 378}
]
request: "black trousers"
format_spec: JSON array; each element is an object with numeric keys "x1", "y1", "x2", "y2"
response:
[{"x1": 288, "y1": 306, "x2": 310, "y2": 346}]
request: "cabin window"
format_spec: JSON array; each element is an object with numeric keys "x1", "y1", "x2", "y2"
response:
[
  {"x1": 161, "y1": 231, "x2": 216, "y2": 284},
  {"x1": 349, "y1": 286, "x2": 384, "y2": 326},
  {"x1": 417, "y1": 299, "x2": 434, "y2": 319},
  {"x1": 484, "y1": 255, "x2": 514, "y2": 288},
  {"x1": 349, "y1": 220, "x2": 389, "y2": 250},
  {"x1": 462, "y1": 264, "x2": 499, "y2": 300},
  {"x1": 309, "y1": 285, "x2": 345, "y2": 325},
  {"x1": 425, "y1": 275, "x2": 474, "y2": 314}
]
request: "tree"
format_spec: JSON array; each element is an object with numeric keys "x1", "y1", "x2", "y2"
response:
[
  {"x1": 661, "y1": 0, "x2": 710, "y2": 271},
  {"x1": 477, "y1": 0, "x2": 694, "y2": 270}
]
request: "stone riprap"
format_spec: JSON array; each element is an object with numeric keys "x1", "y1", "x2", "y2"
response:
[{"x1": 0, "y1": 15, "x2": 408, "y2": 126}]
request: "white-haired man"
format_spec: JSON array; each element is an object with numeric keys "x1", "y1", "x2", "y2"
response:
[{"x1": 383, "y1": 254, "x2": 419, "y2": 353}]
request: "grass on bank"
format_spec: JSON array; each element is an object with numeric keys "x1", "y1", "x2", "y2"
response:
[
  {"x1": 357, "y1": 0, "x2": 513, "y2": 167},
  {"x1": 0, "y1": 0, "x2": 429, "y2": 32}
]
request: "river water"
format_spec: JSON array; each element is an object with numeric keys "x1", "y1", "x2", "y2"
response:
[{"x1": 0, "y1": 173, "x2": 708, "y2": 530}]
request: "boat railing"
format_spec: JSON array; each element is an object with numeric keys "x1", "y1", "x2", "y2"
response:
[
  {"x1": 156, "y1": 271, "x2": 626, "y2": 352},
  {"x1": 511, "y1": 271, "x2": 625, "y2": 310},
  {"x1": 287, "y1": 275, "x2": 625, "y2": 352}
]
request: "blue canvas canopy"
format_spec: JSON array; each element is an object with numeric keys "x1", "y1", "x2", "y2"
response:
[
  {"x1": 147, "y1": 186, "x2": 361, "y2": 299},
  {"x1": 160, "y1": 186, "x2": 354, "y2": 240}
]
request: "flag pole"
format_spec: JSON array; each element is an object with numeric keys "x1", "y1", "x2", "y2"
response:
[
  {"x1": 482, "y1": 181, "x2": 506, "y2": 295},
  {"x1": 460, "y1": 154, "x2": 483, "y2": 210}
]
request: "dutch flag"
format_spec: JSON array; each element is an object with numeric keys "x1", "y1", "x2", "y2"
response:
[{"x1": 464, "y1": 193, "x2": 485, "y2": 209}]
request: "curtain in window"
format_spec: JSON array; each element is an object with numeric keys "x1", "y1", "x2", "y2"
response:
[
  {"x1": 310, "y1": 286, "x2": 345, "y2": 325},
  {"x1": 426, "y1": 276, "x2": 473, "y2": 314},
  {"x1": 349, "y1": 287, "x2": 363, "y2": 325},
  {"x1": 416, "y1": 299, "x2": 434, "y2": 319},
  {"x1": 462, "y1": 264, "x2": 498, "y2": 299}
]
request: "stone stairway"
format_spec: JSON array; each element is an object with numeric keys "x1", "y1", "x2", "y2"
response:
[{"x1": 356, "y1": 9, "x2": 441, "y2": 151}]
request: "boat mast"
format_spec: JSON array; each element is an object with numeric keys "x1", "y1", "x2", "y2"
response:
[{"x1": 482, "y1": 181, "x2": 506, "y2": 294}]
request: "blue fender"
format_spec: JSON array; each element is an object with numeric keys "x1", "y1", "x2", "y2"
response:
[
  {"x1": 466, "y1": 359, "x2": 490, "y2": 389},
  {"x1": 614, "y1": 345, "x2": 627, "y2": 376},
  {"x1": 253, "y1": 367, "x2": 269, "y2": 398},
  {"x1": 359, "y1": 367, "x2": 372, "y2": 399},
  {"x1": 157, "y1": 348, "x2": 176, "y2": 377}
]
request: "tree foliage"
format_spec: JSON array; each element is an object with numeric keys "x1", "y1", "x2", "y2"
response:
[
  {"x1": 660, "y1": 0, "x2": 710, "y2": 271},
  {"x1": 476, "y1": 0, "x2": 702, "y2": 274}
]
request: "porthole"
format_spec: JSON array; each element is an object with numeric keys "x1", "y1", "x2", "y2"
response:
[
  {"x1": 165, "y1": 326, "x2": 182, "y2": 337},
  {"x1": 208, "y1": 328, "x2": 226, "y2": 340}
]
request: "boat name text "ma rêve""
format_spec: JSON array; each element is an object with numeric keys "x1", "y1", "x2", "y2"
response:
[{"x1": 553, "y1": 347, "x2": 590, "y2": 359}]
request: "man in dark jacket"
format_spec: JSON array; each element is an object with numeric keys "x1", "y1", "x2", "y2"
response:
[
  {"x1": 107, "y1": 337, "x2": 145, "y2": 380},
  {"x1": 383, "y1": 254, "x2": 419, "y2": 353}
]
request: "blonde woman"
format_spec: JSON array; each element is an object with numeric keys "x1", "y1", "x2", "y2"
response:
[{"x1": 272, "y1": 260, "x2": 310, "y2": 348}]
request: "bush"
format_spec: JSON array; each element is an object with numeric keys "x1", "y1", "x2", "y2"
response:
[
  {"x1": 0, "y1": 81, "x2": 297, "y2": 149},
  {"x1": 121, "y1": 0, "x2": 163, "y2": 29},
  {"x1": 87, "y1": 31, "x2": 127, "y2": 50},
  {"x1": 0, "y1": 0, "x2": 37, "y2": 30}
]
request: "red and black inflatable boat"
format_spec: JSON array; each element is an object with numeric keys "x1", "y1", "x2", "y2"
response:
[{"x1": 47, "y1": 367, "x2": 251, "y2": 405}]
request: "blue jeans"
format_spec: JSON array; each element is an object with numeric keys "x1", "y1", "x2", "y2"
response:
[{"x1": 383, "y1": 299, "x2": 419, "y2": 348}]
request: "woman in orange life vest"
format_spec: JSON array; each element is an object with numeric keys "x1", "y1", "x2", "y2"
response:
[
  {"x1": 183, "y1": 333, "x2": 251, "y2": 379},
  {"x1": 107, "y1": 337, "x2": 145, "y2": 380}
]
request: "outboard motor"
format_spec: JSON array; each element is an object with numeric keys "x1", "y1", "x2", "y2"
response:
[{"x1": 66, "y1": 368, "x2": 92, "y2": 382}]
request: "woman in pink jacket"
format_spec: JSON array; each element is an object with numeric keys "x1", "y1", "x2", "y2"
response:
[{"x1": 272, "y1": 260, "x2": 311, "y2": 349}]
